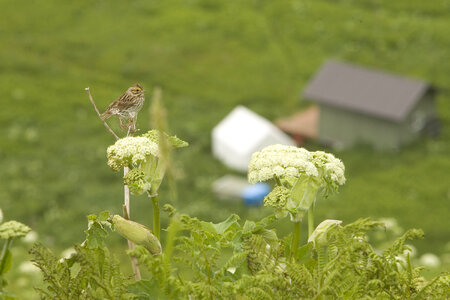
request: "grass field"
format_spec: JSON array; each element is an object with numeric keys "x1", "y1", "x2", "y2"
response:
[{"x1": 1, "y1": 0, "x2": 449, "y2": 296}]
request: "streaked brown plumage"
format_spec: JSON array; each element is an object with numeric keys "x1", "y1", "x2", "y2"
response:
[{"x1": 101, "y1": 84, "x2": 146, "y2": 122}]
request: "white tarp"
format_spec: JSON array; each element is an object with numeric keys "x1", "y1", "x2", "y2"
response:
[{"x1": 212, "y1": 105, "x2": 295, "y2": 172}]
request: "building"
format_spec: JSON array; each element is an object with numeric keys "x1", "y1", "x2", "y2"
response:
[
  {"x1": 275, "y1": 105, "x2": 319, "y2": 145},
  {"x1": 302, "y1": 61, "x2": 439, "y2": 149}
]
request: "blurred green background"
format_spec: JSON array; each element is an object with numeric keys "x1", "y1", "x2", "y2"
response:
[{"x1": 1, "y1": 0, "x2": 449, "y2": 297}]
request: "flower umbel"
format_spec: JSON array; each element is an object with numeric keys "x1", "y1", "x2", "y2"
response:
[
  {"x1": 124, "y1": 168, "x2": 151, "y2": 195},
  {"x1": 264, "y1": 185, "x2": 291, "y2": 218},
  {"x1": 106, "y1": 130, "x2": 188, "y2": 195},
  {"x1": 264, "y1": 185, "x2": 290, "y2": 209},
  {"x1": 0, "y1": 221, "x2": 31, "y2": 239},
  {"x1": 107, "y1": 136, "x2": 159, "y2": 171},
  {"x1": 310, "y1": 151, "x2": 346, "y2": 193},
  {"x1": 248, "y1": 144, "x2": 318, "y2": 184},
  {"x1": 248, "y1": 145, "x2": 345, "y2": 222}
]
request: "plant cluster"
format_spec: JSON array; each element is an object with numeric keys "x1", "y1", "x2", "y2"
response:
[
  {"x1": 30, "y1": 210, "x2": 449, "y2": 299},
  {"x1": 0, "y1": 213, "x2": 31, "y2": 299},
  {"x1": 28, "y1": 131, "x2": 449, "y2": 299}
]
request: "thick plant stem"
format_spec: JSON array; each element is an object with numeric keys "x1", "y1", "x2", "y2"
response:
[
  {"x1": 123, "y1": 167, "x2": 141, "y2": 281},
  {"x1": 150, "y1": 193, "x2": 161, "y2": 240},
  {"x1": 0, "y1": 238, "x2": 12, "y2": 272},
  {"x1": 290, "y1": 221, "x2": 301, "y2": 260},
  {"x1": 308, "y1": 207, "x2": 314, "y2": 238}
]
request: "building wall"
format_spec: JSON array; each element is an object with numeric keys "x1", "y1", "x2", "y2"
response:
[
  {"x1": 318, "y1": 105, "x2": 401, "y2": 150},
  {"x1": 398, "y1": 93, "x2": 437, "y2": 144},
  {"x1": 318, "y1": 92, "x2": 436, "y2": 150}
]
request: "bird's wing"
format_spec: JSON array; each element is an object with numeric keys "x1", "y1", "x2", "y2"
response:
[{"x1": 107, "y1": 94, "x2": 136, "y2": 111}]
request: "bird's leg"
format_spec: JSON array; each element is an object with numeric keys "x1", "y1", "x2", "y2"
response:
[
  {"x1": 132, "y1": 117, "x2": 138, "y2": 133},
  {"x1": 126, "y1": 118, "x2": 136, "y2": 136},
  {"x1": 120, "y1": 118, "x2": 128, "y2": 132}
]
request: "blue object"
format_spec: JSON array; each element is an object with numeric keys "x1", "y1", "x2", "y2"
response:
[{"x1": 241, "y1": 183, "x2": 271, "y2": 206}]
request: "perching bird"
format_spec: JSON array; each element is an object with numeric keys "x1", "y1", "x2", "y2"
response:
[{"x1": 101, "y1": 84, "x2": 146, "y2": 131}]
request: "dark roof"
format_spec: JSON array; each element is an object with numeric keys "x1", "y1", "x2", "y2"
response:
[{"x1": 303, "y1": 61, "x2": 431, "y2": 122}]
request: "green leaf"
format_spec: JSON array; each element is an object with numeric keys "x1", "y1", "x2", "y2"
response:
[
  {"x1": 257, "y1": 215, "x2": 277, "y2": 228},
  {"x1": 259, "y1": 229, "x2": 278, "y2": 243},
  {"x1": 167, "y1": 135, "x2": 189, "y2": 148},
  {"x1": 87, "y1": 214, "x2": 97, "y2": 221},
  {"x1": 242, "y1": 220, "x2": 256, "y2": 235},
  {"x1": 97, "y1": 211, "x2": 110, "y2": 222},
  {"x1": 142, "y1": 130, "x2": 188, "y2": 149},
  {"x1": 127, "y1": 280, "x2": 159, "y2": 299},
  {"x1": 296, "y1": 242, "x2": 313, "y2": 264},
  {"x1": 84, "y1": 213, "x2": 111, "y2": 249},
  {"x1": 212, "y1": 214, "x2": 240, "y2": 235},
  {"x1": 84, "y1": 222, "x2": 108, "y2": 249},
  {"x1": 198, "y1": 221, "x2": 217, "y2": 234},
  {"x1": 0, "y1": 248, "x2": 12, "y2": 275},
  {"x1": 0, "y1": 289, "x2": 18, "y2": 299},
  {"x1": 231, "y1": 232, "x2": 243, "y2": 251}
]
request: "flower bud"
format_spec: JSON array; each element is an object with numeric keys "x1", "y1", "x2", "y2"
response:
[
  {"x1": 112, "y1": 215, "x2": 162, "y2": 255},
  {"x1": 308, "y1": 219, "x2": 342, "y2": 247},
  {"x1": 0, "y1": 220, "x2": 31, "y2": 239}
]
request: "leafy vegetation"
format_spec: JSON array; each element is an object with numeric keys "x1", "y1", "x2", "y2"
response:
[
  {"x1": 0, "y1": 218, "x2": 31, "y2": 298},
  {"x1": 30, "y1": 243, "x2": 131, "y2": 299},
  {"x1": 1, "y1": 0, "x2": 449, "y2": 297},
  {"x1": 27, "y1": 123, "x2": 449, "y2": 299},
  {"x1": 30, "y1": 210, "x2": 449, "y2": 299}
]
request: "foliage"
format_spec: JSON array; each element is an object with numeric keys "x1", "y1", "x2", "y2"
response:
[
  {"x1": 2, "y1": 0, "x2": 450, "y2": 297},
  {"x1": 249, "y1": 145, "x2": 345, "y2": 222},
  {"x1": 0, "y1": 216, "x2": 31, "y2": 299},
  {"x1": 30, "y1": 210, "x2": 450, "y2": 299},
  {"x1": 29, "y1": 214, "x2": 133, "y2": 299},
  {"x1": 27, "y1": 129, "x2": 449, "y2": 299},
  {"x1": 108, "y1": 130, "x2": 187, "y2": 195},
  {"x1": 21, "y1": 88, "x2": 449, "y2": 299},
  {"x1": 128, "y1": 213, "x2": 449, "y2": 299},
  {"x1": 1, "y1": 0, "x2": 449, "y2": 258}
]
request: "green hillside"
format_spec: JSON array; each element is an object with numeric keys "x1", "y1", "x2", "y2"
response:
[{"x1": 1, "y1": 1, "x2": 449, "y2": 293}]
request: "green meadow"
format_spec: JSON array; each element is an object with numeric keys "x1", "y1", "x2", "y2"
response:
[{"x1": 1, "y1": 0, "x2": 449, "y2": 296}]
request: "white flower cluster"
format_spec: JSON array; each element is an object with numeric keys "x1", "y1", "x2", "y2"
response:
[
  {"x1": 107, "y1": 136, "x2": 159, "y2": 171},
  {"x1": 248, "y1": 145, "x2": 318, "y2": 184},
  {"x1": 311, "y1": 151, "x2": 346, "y2": 186},
  {"x1": 248, "y1": 144, "x2": 345, "y2": 186}
]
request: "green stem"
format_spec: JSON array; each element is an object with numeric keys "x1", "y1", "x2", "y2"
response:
[
  {"x1": 123, "y1": 167, "x2": 141, "y2": 281},
  {"x1": 0, "y1": 238, "x2": 12, "y2": 272},
  {"x1": 308, "y1": 206, "x2": 314, "y2": 238},
  {"x1": 290, "y1": 221, "x2": 301, "y2": 260},
  {"x1": 274, "y1": 175, "x2": 282, "y2": 186},
  {"x1": 151, "y1": 194, "x2": 160, "y2": 240}
]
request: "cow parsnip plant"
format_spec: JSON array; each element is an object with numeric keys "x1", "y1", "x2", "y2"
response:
[
  {"x1": 248, "y1": 145, "x2": 345, "y2": 259},
  {"x1": 30, "y1": 132, "x2": 449, "y2": 299},
  {"x1": 0, "y1": 215, "x2": 31, "y2": 299}
]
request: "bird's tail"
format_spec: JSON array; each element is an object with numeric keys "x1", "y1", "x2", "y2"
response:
[{"x1": 100, "y1": 111, "x2": 111, "y2": 121}]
